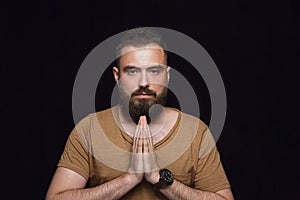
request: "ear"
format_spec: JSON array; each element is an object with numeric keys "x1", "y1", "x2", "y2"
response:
[
  {"x1": 166, "y1": 66, "x2": 171, "y2": 83},
  {"x1": 112, "y1": 67, "x2": 119, "y2": 84}
]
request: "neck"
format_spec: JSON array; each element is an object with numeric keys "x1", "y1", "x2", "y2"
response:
[{"x1": 117, "y1": 104, "x2": 169, "y2": 143}]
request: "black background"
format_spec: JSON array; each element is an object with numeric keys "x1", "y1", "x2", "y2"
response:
[{"x1": 2, "y1": 0, "x2": 299, "y2": 199}]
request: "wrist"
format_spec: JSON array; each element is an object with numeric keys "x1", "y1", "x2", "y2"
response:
[
  {"x1": 146, "y1": 171, "x2": 160, "y2": 184},
  {"x1": 153, "y1": 169, "x2": 174, "y2": 190},
  {"x1": 124, "y1": 173, "x2": 143, "y2": 185}
]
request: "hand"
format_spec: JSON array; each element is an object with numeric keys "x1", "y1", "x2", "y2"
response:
[
  {"x1": 128, "y1": 118, "x2": 144, "y2": 183},
  {"x1": 128, "y1": 116, "x2": 160, "y2": 184},
  {"x1": 140, "y1": 116, "x2": 160, "y2": 184}
]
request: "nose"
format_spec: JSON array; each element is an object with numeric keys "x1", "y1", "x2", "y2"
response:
[{"x1": 139, "y1": 71, "x2": 149, "y2": 87}]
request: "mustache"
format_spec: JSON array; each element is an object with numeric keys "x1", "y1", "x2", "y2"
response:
[{"x1": 131, "y1": 88, "x2": 156, "y2": 97}]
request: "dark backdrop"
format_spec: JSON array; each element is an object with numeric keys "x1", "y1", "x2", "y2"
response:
[{"x1": 2, "y1": 0, "x2": 299, "y2": 199}]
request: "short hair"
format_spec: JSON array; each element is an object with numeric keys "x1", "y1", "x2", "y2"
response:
[{"x1": 116, "y1": 27, "x2": 168, "y2": 67}]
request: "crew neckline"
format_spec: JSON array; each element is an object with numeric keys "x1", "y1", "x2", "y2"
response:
[{"x1": 111, "y1": 106, "x2": 182, "y2": 149}]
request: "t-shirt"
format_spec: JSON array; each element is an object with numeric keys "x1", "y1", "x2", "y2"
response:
[{"x1": 58, "y1": 106, "x2": 230, "y2": 199}]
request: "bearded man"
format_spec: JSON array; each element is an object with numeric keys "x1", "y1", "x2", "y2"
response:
[{"x1": 46, "y1": 27, "x2": 234, "y2": 200}]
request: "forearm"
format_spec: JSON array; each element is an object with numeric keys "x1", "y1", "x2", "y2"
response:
[
  {"x1": 159, "y1": 179, "x2": 228, "y2": 200},
  {"x1": 49, "y1": 173, "x2": 139, "y2": 200}
]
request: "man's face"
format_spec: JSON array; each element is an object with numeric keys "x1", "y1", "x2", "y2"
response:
[{"x1": 113, "y1": 44, "x2": 170, "y2": 124}]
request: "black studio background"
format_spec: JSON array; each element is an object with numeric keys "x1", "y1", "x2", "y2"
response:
[{"x1": 2, "y1": 0, "x2": 299, "y2": 199}]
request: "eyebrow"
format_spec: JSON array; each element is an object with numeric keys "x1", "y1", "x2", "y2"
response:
[
  {"x1": 122, "y1": 65, "x2": 139, "y2": 72},
  {"x1": 147, "y1": 65, "x2": 165, "y2": 70},
  {"x1": 122, "y1": 65, "x2": 166, "y2": 71}
]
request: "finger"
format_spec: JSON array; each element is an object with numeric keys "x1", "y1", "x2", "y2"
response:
[
  {"x1": 143, "y1": 125, "x2": 150, "y2": 153},
  {"x1": 139, "y1": 115, "x2": 145, "y2": 127},
  {"x1": 143, "y1": 116, "x2": 150, "y2": 153},
  {"x1": 137, "y1": 123, "x2": 143, "y2": 154},
  {"x1": 141, "y1": 116, "x2": 146, "y2": 153},
  {"x1": 133, "y1": 123, "x2": 141, "y2": 153},
  {"x1": 145, "y1": 123, "x2": 154, "y2": 152},
  {"x1": 143, "y1": 137, "x2": 149, "y2": 153},
  {"x1": 137, "y1": 137, "x2": 143, "y2": 154},
  {"x1": 135, "y1": 117, "x2": 143, "y2": 137}
]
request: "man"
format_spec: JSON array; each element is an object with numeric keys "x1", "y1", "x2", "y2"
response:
[{"x1": 46, "y1": 28, "x2": 234, "y2": 199}]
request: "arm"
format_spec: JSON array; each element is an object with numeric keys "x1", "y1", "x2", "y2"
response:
[
  {"x1": 46, "y1": 117, "x2": 145, "y2": 200},
  {"x1": 155, "y1": 178, "x2": 234, "y2": 200},
  {"x1": 142, "y1": 117, "x2": 234, "y2": 200},
  {"x1": 144, "y1": 168, "x2": 233, "y2": 200},
  {"x1": 45, "y1": 167, "x2": 141, "y2": 200}
]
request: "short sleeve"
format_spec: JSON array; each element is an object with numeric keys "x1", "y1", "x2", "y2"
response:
[
  {"x1": 57, "y1": 117, "x2": 90, "y2": 180},
  {"x1": 193, "y1": 129, "x2": 230, "y2": 192}
]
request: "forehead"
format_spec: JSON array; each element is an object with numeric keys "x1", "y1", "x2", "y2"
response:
[{"x1": 119, "y1": 44, "x2": 166, "y2": 67}]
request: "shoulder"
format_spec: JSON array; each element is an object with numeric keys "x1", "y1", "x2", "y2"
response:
[
  {"x1": 76, "y1": 107, "x2": 114, "y2": 126},
  {"x1": 178, "y1": 110, "x2": 210, "y2": 147},
  {"x1": 175, "y1": 111, "x2": 218, "y2": 160},
  {"x1": 181, "y1": 112, "x2": 207, "y2": 130},
  {"x1": 70, "y1": 107, "x2": 116, "y2": 146},
  {"x1": 94, "y1": 107, "x2": 114, "y2": 119},
  {"x1": 72, "y1": 107, "x2": 114, "y2": 135},
  {"x1": 168, "y1": 107, "x2": 208, "y2": 132}
]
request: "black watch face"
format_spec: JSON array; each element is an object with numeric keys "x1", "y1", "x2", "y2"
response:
[{"x1": 161, "y1": 169, "x2": 174, "y2": 185}]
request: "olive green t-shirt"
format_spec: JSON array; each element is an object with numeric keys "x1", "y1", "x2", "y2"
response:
[{"x1": 58, "y1": 107, "x2": 230, "y2": 199}]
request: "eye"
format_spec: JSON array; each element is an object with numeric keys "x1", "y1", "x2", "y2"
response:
[
  {"x1": 148, "y1": 68, "x2": 162, "y2": 75},
  {"x1": 126, "y1": 68, "x2": 140, "y2": 75}
]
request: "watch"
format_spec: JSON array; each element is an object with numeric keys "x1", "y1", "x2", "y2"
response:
[{"x1": 153, "y1": 168, "x2": 174, "y2": 189}]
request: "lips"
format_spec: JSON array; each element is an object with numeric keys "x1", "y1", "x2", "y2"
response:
[
  {"x1": 131, "y1": 89, "x2": 156, "y2": 97},
  {"x1": 134, "y1": 93, "x2": 154, "y2": 96},
  {"x1": 133, "y1": 93, "x2": 155, "y2": 99}
]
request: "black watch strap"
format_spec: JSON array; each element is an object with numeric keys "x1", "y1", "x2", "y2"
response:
[
  {"x1": 153, "y1": 169, "x2": 174, "y2": 190},
  {"x1": 153, "y1": 180, "x2": 167, "y2": 190}
]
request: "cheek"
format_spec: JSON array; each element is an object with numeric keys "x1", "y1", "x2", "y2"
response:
[
  {"x1": 119, "y1": 79, "x2": 138, "y2": 94},
  {"x1": 151, "y1": 74, "x2": 169, "y2": 85},
  {"x1": 149, "y1": 85, "x2": 166, "y2": 96},
  {"x1": 151, "y1": 79, "x2": 168, "y2": 89}
]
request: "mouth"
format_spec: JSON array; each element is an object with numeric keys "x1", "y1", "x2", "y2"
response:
[
  {"x1": 131, "y1": 88, "x2": 157, "y2": 99},
  {"x1": 133, "y1": 93, "x2": 155, "y2": 98}
]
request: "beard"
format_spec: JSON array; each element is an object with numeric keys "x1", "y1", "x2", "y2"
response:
[{"x1": 120, "y1": 87, "x2": 167, "y2": 124}]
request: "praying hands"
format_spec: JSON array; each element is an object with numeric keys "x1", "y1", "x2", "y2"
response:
[{"x1": 128, "y1": 116, "x2": 160, "y2": 184}]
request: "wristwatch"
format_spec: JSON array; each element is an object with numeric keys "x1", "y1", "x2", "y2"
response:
[{"x1": 153, "y1": 168, "x2": 174, "y2": 190}]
